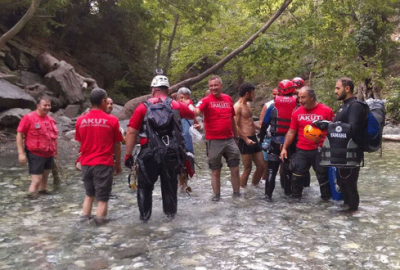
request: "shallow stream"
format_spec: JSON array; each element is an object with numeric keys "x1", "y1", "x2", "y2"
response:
[{"x1": 0, "y1": 140, "x2": 400, "y2": 269}]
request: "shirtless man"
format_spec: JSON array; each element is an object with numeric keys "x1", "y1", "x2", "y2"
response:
[{"x1": 234, "y1": 82, "x2": 266, "y2": 188}]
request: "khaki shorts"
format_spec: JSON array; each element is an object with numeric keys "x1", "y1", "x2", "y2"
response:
[{"x1": 206, "y1": 138, "x2": 240, "y2": 170}]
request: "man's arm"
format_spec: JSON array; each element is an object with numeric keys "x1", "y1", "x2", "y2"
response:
[
  {"x1": 280, "y1": 129, "x2": 297, "y2": 162},
  {"x1": 259, "y1": 104, "x2": 268, "y2": 127},
  {"x1": 16, "y1": 132, "x2": 27, "y2": 165},
  {"x1": 114, "y1": 141, "x2": 122, "y2": 175},
  {"x1": 125, "y1": 127, "x2": 139, "y2": 156},
  {"x1": 194, "y1": 107, "x2": 202, "y2": 117}
]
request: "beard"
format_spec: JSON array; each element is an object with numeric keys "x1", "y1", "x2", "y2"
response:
[{"x1": 337, "y1": 92, "x2": 346, "y2": 100}]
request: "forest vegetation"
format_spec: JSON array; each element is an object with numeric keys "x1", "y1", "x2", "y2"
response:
[{"x1": 1, "y1": 0, "x2": 400, "y2": 120}]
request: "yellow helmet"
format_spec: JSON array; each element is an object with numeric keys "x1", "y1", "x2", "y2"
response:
[{"x1": 304, "y1": 124, "x2": 323, "y2": 143}]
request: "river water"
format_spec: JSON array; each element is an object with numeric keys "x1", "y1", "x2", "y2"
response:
[{"x1": 0, "y1": 140, "x2": 400, "y2": 270}]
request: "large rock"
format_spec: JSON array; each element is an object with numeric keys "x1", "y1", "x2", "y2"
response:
[
  {"x1": 119, "y1": 94, "x2": 151, "y2": 120},
  {"x1": 0, "y1": 108, "x2": 31, "y2": 126},
  {"x1": 64, "y1": 104, "x2": 81, "y2": 118},
  {"x1": 0, "y1": 79, "x2": 36, "y2": 110},
  {"x1": 44, "y1": 61, "x2": 86, "y2": 104},
  {"x1": 111, "y1": 103, "x2": 124, "y2": 117},
  {"x1": 19, "y1": 71, "x2": 44, "y2": 86}
]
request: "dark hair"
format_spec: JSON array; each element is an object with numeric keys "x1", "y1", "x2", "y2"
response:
[
  {"x1": 239, "y1": 82, "x2": 255, "y2": 97},
  {"x1": 338, "y1": 77, "x2": 354, "y2": 93},
  {"x1": 90, "y1": 88, "x2": 107, "y2": 106},
  {"x1": 37, "y1": 95, "x2": 51, "y2": 105},
  {"x1": 301, "y1": 86, "x2": 317, "y2": 101}
]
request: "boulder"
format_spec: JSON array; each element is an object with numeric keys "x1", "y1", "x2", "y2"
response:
[
  {"x1": 111, "y1": 104, "x2": 124, "y2": 117},
  {"x1": 19, "y1": 71, "x2": 44, "y2": 86},
  {"x1": 119, "y1": 94, "x2": 151, "y2": 120},
  {"x1": 64, "y1": 104, "x2": 81, "y2": 118},
  {"x1": 0, "y1": 79, "x2": 36, "y2": 110},
  {"x1": 43, "y1": 61, "x2": 86, "y2": 104},
  {"x1": 0, "y1": 108, "x2": 32, "y2": 126},
  {"x1": 4, "y1": 52, "x2": 17, "y2": 70}
]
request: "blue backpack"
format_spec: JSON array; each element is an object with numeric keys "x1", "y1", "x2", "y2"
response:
[{"x1": 351, "y1": 99, "x2": 385, "y2": 152}]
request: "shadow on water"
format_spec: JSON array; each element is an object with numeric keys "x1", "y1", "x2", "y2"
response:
[{"x1": 1, "y1": 140, "x2": 400, "y2": 269}]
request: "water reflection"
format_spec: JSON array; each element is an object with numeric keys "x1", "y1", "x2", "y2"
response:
[{"x1": 0, "y1": 141, "x2": 399, "y2": 269}]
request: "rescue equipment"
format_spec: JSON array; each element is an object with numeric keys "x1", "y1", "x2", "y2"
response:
[
  {"x1": 303, "y1": 124, "x2": 323, "y2": 143},
  {"x1": 270, "y1": 96, "x2": 297, "y2": 136},
  {"x1": 320, "y1": 121, "x2": 362, "y2": 167}
]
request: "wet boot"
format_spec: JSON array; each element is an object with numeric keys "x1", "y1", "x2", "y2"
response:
[
  {"x1": 281, "y1": 163, "x2": 292, "y2": 196},
  {"x1": 291, "y1": 175, "x2": 304, "y2": 199},
  {"x1": 318, "y1": 178, "x2": 331, "y2": 200},
  {"x1": 137, "y1": 188, "x2": 152, "y2": 222},
  {"x1": 303, "y1": 171, "x2": 310, "y2": 187},
  {"x1": 265, "y1": 161, "x2": 279, "y2": 200},
  {"x1": 161, "y1": 177, "x2": 178, "y2": 218}
]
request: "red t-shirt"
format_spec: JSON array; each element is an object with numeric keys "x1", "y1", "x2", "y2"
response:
[
  {"x1": 128, "y1": 96, "x2": 195, "y2": 145},
  {"x1": 75, "y1": 109, "x2": 124, "y2": 166},
  {"x1": 17, "y1": 112, "x2": 58, "y2": 158},
  {"x1": 196, "y1": 93, "x2": 235, "y2": 140},
  {"x1": 290, "y1": 103, "x2": 334, "y2": 150}
]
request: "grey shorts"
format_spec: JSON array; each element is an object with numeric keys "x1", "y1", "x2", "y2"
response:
[
  {"x1": 81, "y1": 165, "x2": 113, "y2": 202},
  {"x1": 206, "y1": 138, "x2": 240, "y2": 170},
  {"x1": 26, "y1": 150, "x2": 54, "y2": 175}
]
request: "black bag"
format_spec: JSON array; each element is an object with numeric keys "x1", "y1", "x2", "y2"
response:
[{"x1": 141, "y1": 97, "x2": 186, "y2": 169}]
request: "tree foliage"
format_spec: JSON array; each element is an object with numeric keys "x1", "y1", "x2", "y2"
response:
[{"x1": 0, "y1": 0, "x2": 399, "y2": 111}]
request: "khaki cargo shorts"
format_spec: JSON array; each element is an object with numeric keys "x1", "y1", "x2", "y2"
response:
[{"x1": 206, "y1": 138, "x2": 240, "y2": 170}]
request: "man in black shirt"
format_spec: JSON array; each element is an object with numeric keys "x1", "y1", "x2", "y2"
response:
[{"x1": 334, "y1": 77, "x2": 367, "y2": 212}]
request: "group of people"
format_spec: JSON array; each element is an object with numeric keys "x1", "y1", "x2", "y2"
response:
[{"x1": 16, "y1": 74, "x2": 366, "y2": 224}]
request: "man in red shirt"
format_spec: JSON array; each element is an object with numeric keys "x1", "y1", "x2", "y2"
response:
[
  {"x1": 75, "y1": 88, "x2": 124, "y2": 225},
  {"x1": 280, "y1": 86, "x2": 334, "y2": 199},
  {"x1": 195, "y1": 75, "x2": 241, "y2": 201},
  {"x1": 124, "y1": 75, "x2": 195, "y2": 222},
  {"x1": 17, "y1": 96, "x2": 58, "y2": 198}
]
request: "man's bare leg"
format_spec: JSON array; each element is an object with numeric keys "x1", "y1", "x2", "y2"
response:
[
  {"x1": 229, "y1": 166, "x2": 240, "y2": 193},
  {"x1": 251, "y1": 152, "x2": 266, "y2": 186},
  {"x1": 211, "y1": 169, "x2": 221, "y2": 195},
  {"x1": 240, "y1": 154, "x2": 253, "y2": 188},
  {"x1": 82, "y1": 196, "x2": 95, "y2": 216},
  {"x1": 29, "y1": 174, "x2": 42, "y2": 194},
  {"x1": 39, "y1": 169, "x2": 51, "y2": 191},
  {"x1": 96, "y1": 201, "x2": 108, "y2": 223}
]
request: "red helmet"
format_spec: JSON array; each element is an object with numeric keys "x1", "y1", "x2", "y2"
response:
[
  {"x1": 278, "y1": 79, "x2": 295, "y2": 95},
  {"x1": 292, "y1": 77, "x2": 305, "y2": 89}
]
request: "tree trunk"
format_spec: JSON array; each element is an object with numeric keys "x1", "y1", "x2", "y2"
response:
[
  {"x1": 164, "y1": 14, "x2": 179, "y2": 76},
  {"x1": 168, "y1": 0, "x2": 293, "y2": 92},
  {"x1": 156, "y1": 28, "x2": 163, "y2": 67},
  {"x1": 0, "y1": 0, "x2": 43, "y2": 50}
]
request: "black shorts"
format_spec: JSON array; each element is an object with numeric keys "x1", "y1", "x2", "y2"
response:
[
  {"x1": 26, "y1": 150, "x2": 54, "y2": 175},
  {"x1": 81, "y1": 165, "x2": 114, "y2": 202},
  {"x1": 237, "y1": 135, "x2": 262, "y2": 155}
]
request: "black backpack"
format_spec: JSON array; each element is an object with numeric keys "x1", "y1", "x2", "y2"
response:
[{"x1": 141, "y1": 97, "x2": 186, "y2": 168}]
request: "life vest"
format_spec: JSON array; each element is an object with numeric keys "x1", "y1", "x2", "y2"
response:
[
  {"x1": 25, "y1": 112, "x2": 58, "y2": 156},
  {"x1": 270, "y1": 96, "x2": 297, "y2": 136},
  {"x1": 320, "y1": 121, "x2": 362, "y2": 167}
]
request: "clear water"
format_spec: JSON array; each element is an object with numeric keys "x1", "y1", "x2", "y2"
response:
[{"x1": 0, "y1": 141, "x2": 400, "y2": 270}]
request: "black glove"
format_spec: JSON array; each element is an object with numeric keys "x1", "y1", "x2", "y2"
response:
[
  {"x1": 124, "y1": 155, "x2": 134, "y2": 169},
  {"x1": 312, "y1": 120, "x2": 330, "y2": 130}
]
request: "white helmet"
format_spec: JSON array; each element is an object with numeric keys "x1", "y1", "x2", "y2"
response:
[{"x1": 151, "y1": 75, "x2": 170, "y2": 88}]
